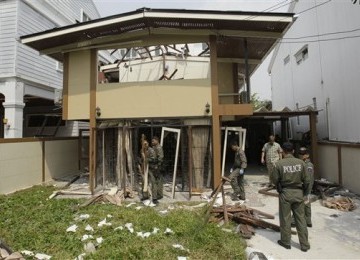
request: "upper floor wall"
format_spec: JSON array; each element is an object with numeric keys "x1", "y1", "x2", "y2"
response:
[
  {"x1": 270, "y1": 0, "x2": 360, "y2": 142},
  {"x1": 0, "y1": 0, "x2": 100, "y2": 90}
]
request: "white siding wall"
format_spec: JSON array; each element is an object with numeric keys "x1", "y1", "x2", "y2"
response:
[
  {"x1": 46, "y1": 0, "x2": 100, "y2": 23},
  {"x1": 0, "y1": 0, "x2": 17, "y2": 77},
  {"x1": 16, "y1": 1, "x2": 62, "y2": 89},
  {"x1": 270, "y1": 0, "x2": 360, "y2": 142}
]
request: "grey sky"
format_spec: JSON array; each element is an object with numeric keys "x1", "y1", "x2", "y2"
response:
[{"x1": 93, "y1": 0, "x2": 291, "y2": 100}]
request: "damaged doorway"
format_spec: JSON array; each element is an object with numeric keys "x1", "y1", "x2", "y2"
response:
[
  {"x1": 221, "y1": 127, "x2": 247, "y2": 176},
  {"x1": 160, "y1": 127, "x2": 181, "y2": 198}
]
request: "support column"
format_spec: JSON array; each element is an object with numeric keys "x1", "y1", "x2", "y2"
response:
[
  {"x1": 89, "y1": 49, "x2": 98, "y2": 194},
  {"x1": 210, "y1": 35, "x2": 221, "y2": 188},
  {"x1": 309, "y1": 112, "x2": 319, "y2": 179},
  {"x1": 244, "y1": 38, "x2": 251, "y2": 103},
  {"x1": 2, "y1": 80, "x2": 25, "y2": 138}
]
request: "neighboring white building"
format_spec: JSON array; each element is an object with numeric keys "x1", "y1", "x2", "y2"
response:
[
  {"x1": 0, "y1": 0, "x2": 104, "y2": 138},
  {"x1": 268, "y1": 0, "x2": 360, "y2": 143}
]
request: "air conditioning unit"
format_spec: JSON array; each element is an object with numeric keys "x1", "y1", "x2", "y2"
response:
[{"x1": 54, "y1": 89, "x2": 63, "y2": 105}]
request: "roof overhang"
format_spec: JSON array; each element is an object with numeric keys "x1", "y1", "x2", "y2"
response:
[{"x1": 20, "y1": 8, "x2": 294, "y2": 71}]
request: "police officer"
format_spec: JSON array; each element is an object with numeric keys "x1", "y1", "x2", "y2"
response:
[
  {"x1": 229, "y1": 141, "x2": 247, "y2": 201},
  {"x1": 299, "y1": 147, "x2": 314, "y2": 227},
  {"x1": 151, "y1": 136, "x2": 164, "y2": 204},
  {"x1": 272, "y1": 142, "x2": 311, "y2": 252}
]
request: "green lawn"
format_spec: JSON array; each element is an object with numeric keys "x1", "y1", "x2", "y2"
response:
[{"x1": 0, "y1": 186, "x2": 246, "y2": 259}]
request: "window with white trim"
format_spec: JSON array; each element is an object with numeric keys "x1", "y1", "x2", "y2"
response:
[
  {"x1": 283, "y1": 55, "x2": 290, "y2": 65},
  {"x1": 294, "y1": 45, "x2": 308, "y2": 65},
  {"x1": 81, "y1": 9, "x2": 91, "y2": 22}
]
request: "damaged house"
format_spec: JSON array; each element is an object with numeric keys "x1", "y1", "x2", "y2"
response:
[{"x1": 20, "y1": 8, "x2": 297, "y2": 196}]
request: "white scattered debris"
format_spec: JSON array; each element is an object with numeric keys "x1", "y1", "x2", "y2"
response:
[
  {"x1": 96, "y1": 237, "x2": 104, "y2": 244},
  {"x1": 107, "y1": 187, "x2": 118, "y2": 196},
  {"x1": 221, "y1": 228, "x2": 233, "y2": 233},
  {"x1": 177, "y1": 257, "x2": 187, "y2": 260},
  {"x1": 200, "y1": 193, "x2": 210, "y2": 201},
  {"x1": 143, "y1": 199, "x2": 156, "y2": 207},
  {"x1": 125, "y1": 223, "x2": 134, "y2": 233},
  {"x1": 172, "y1": 244, "x2": 190, "y2": 252},
  {"x1": 81, "y1": 234, "x2": 94, "y2": 242},
  {"x1": 168, "y1": 205, "x2": 175, "y2": 210},
  {"x1": 66, "y1": 224, "x2": 78, "y2": 233},
  {"x1": 85, "y1": 224, "x2": 94, "y2": 232},
  {"x1": 126, "y1": 202, "x2": 136, "y2": 208},
  {"x1": 245, "y1": 247, "x2": 272, "y2": 260},
  {"x1": 74, "y1": 253, "x2": 86, "y2": 260},
  {"x1": 21, "y1": 250, "x2": 34, "y2": 256},
  {"x1": 75, "y1": 214, "x2": 90, "y2": 221},
  {"x1": 35, "y1": 253, "x2": 52, "y2": 260},
  {"x1": 191, "y1": 202, "x2": 207, "y2": 208},
  {"x1": 114, "y1": 226, "x2": 124, "y2": 231},
  {"x1": 164, "y1": 228, "x2": 174, "y2": 235},
  {"x1": 159, "y1": 210, "x2": 168, "y2": 214},
  {"x1": 135, "y1": 206, "x2": 143, "y2": 210},
  {"x1": 84, "y1": 242, "x2": 96, "y2": 254},
  {"x1": 152, "y1": 227, "x2": 160, "y2": 234},
  {"x1": 107, "y1": 214, "x2": 113, "y2": 218},
  {"x1": 136, "y1": 231, "x2": 151, "y2": 238},
  {"x1": 98, "y1": 218, "x2": 112, "y2": 227}
]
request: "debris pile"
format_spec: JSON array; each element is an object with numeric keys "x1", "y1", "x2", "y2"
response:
[
  {"x1": 209, "y1": 205, "x2": 292, "y2": 239},
  {"x1": 314, "y1": 179, "x2": 358, "y2": 211}
]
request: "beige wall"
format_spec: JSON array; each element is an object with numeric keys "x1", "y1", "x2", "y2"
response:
[
  {"x1": 96, "y1": 79, "x2": 211, "y2": 118},
  {"x1": 318, "y1": 143, "x2": 360, "y2": 195},
  {"x1": 0, "y1": 142, "x2": 42, "y2": 194},
  {"x1": 67, "y1": 50, "x2": 91, "y2": 120},
  {"x1": 218, "y1": 62, "x2": 235, "y2": 105},
  {"x1": 45, "y1": 139, "x2": 79, "y2": 180},
  {"x1": 0, "y1": 138, "x2": 79, "y2": 194},
  {"x1": 318, "y1": 145, "x2": 338, "y2": 183},
  {"x1": 341, "y1": 147, "x2": 360, "y2": 195}
]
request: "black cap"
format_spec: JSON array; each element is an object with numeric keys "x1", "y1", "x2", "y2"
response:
[
  {"x1": 282, "y1": 142, "x2": 294, "y2": 152},
  {"x1": 298, "y1": 147, "x2": 308, "y2": 155}
]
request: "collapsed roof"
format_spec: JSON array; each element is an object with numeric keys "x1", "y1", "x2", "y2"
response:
[{"x1": 20, "y1": 8, "x2": 294, "y2": 75}]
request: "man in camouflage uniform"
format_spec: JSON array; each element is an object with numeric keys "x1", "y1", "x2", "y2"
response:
[
  {"x1": 261, "y1": 135, "x2": 282, "y2": 185},
  {"x1": 150, "y1": 136, "x2": 164, "y2": 204},
  {"x1": 298, "y1": 147, "x2": 314, "y2": 227},
  {"x1": 272, "y1": 142, "x2": 311, "y2": 252},
  {"x1": 229, "y1": 141, "x2": 247, "y2": 201}
]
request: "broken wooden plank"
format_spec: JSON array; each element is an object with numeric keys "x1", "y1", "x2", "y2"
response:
[
  {"x1": 258, "y1": 186, "x2": 279, "y2": 197},
  {"x1": 228, "y1": 212, "x2": 297, "y2": 235}
]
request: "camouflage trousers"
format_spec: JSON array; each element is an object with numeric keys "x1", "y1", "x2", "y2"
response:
[
  {"x1": 228, "y1": 168, "x2": 245, "y2": 199},
  {"x1": 148, "y1": 167, "x2": 163, "y2": 200}
]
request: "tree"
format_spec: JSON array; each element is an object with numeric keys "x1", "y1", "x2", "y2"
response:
[{"x1": 250, "y1": 93, "x2": 272, "y2": 110}]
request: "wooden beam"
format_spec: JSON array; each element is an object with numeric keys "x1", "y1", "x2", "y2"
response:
[
  {"x1": 89, "y1": 49, "x2": 97, "y2": 194},
  {"x1": 337, "y1": 145, "x2": 342, "y2": 185},
  {"x1": 217, "y1": 104, "x2": 253, "y2": 116},
  {"x1": 42, "y1": 140, "x2": 45, "y2": 182},
  {"x1": 309, "y1": 112, "x2": 319, "y2": 179},
  {"x1": 62, "y1": 53, "x2": 69, "y2": 120},
  {"x1": 209, "y1": 35, "x2": 221, "y2": 189}
]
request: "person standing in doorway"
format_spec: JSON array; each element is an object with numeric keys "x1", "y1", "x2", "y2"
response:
[
  {"x1": 272, "y1": 142, "x2": 311, "y2": 252},
  {"x1": 261, "y1": 134, "x2": 282, "y2": 185},
  {"x1": 229, "y1": 141, "x2": 247, "y2": 201},
  {"x1": 150, "y1": 136, "x2": 164, "y2": 204}
]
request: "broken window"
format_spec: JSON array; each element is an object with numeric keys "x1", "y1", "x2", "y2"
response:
[
  {"x1": 295, "y1": 45, "x2": 308, "y2": 65},
  {"x1": 98, "y1": 43, "x2": 210, "y2": 84}
]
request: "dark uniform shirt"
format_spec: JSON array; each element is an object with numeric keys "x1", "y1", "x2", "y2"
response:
[
  {"x1": 272, "y1": 154, "x2": 311, "y2": 195},
  {"x1": 233, "y1": 148, "x2": 247, "y2": 169}
]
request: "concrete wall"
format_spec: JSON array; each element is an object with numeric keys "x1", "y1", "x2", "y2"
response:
[
  {"x1": 0, "y1": 138, "x2": 79, "y2": 194},
  {"x1": 318, "y1": 142, "x2": 360, "y2": 195}
]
